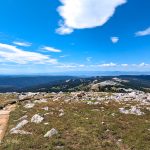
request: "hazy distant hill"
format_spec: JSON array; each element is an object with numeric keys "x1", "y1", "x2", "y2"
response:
[{"x1": 0, "y1": 76, "x2": 77, "y2": 92}]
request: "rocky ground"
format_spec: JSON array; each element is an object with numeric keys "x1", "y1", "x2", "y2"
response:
[{"x1": 0, "y1": 91, "x2": 150, "y2": 150}]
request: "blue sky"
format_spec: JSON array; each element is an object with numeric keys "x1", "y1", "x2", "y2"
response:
[{"x1": 0, "y1": 0, "x2": 150, "y2": 74}]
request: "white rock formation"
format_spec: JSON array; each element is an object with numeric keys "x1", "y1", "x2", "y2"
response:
[{"x1": 31, "y1": 114, "x2": 44, "y2": 123}]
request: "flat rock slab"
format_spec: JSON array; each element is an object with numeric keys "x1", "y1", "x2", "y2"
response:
[{"x1": 0, "y1": 105, "x2": 16, "y2": 142}]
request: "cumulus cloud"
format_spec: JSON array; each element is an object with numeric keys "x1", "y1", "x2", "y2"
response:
[
  {"x1": 42, "y1": 46, "x2": 62, "y2": 53},
  {"x1": 56, "y1": 0, "x2": 127, "y2": 34},
  {"x1": 13, "y1": 41, "x2": 32, "y2": 47},
  {"x1": 98, "y1": 62, "x2": 117, "y2": 67},
  {"x1": 135, "y1": 27, "x2": 150, "y2": 37},
  {"x1": 111, "y1": 37, "x2": 119, "y2": 43},
  {"x1": 0, "y1": 43, "x2": 58, "y2": 64}
]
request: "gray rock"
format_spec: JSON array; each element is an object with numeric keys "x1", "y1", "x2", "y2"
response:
[
  {"x1": 24, "y1": 103, "x2": 35, "y2": 109},
  {"x1": 55, "y1": 146, "x2": 64, "y2": 149},
  {"x1": 59, "y1": 109, "x2": 64, "y2": 117},
  {"x1": 119, "y1": 106, "x2": 144, "y2": 115},
  {"x1": 130, "y1": 106, "x2": 144, "y2": 115},
  {"x1": 31, "y1": 114, "x2": 44, "y2": 123},
  {"x1": 59, "y1": 112, "x2": 64, "y2": 117},
  {"x1": 34, "y1": 99, "x2": 47, "y2": 103},
  {"x1": 10, "y1": 120, "x2": 28, "y2": 133},
  {"x1": 17, "y1": 115, "x2": 28, "y2": 121},
  {"x1": 44, "y1": 128, "x2": 58, "y2": 138},
  {"x1": 42, "y1": 107, "x2": 49, "y2": 111},
  {"x1": 10, "y1": 130, "x2": 32, "y2": 135}
]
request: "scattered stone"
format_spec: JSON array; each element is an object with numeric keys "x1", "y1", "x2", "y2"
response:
[
  {"x1": 24, "y1": 103, "x2": 35, "y2": 109},
  {"x1": 42, "y1": 107, "x2": 49, "y2": 111},
  {"x1": 59, "y1": 109, "x2": 64, "y2": 117},
  {"x1": 119, "y1": 108, "x2": 130, "y2": 114},
  {"x1": 44, "y1": 113, "x2": 50, "y2": 116},
  {"x1": 31, "y1": 114, "x2": 44, "y2": 123},
  {"x1": 44, "y1": 123, "x2": 49, "y2": 125},
  {"x1": 59, "y1": 112, "x2": 64, "y2": 117},
  {"x1": 117, "y1": 139, "x2": 122, "y2": 142},
  {"x1": 17, "y1": 115, "x2": 28, "y2": 121},
  {"x1": 92, "y1": 109, "x2": 100, "y2": 112},
  {"x1": 106, "y1": 129, "x2": 110, "y2": 132},
  {"x1": 59, "y1": 91, "x2": 63, "y2": 94},
  {"x1": 101, "y1": 122, "x2": 105, "y2": 125},
  {"x1": 50, "y1": 112, "x2": 54, "y2": 115},
  {"x1": 55, "y1": 146, "x2": 64, "y2": 149},
  {"x1": 44, "y1": 128, "x2": 58, "y2": 138},
  {"x1": 130, "y1": 106, "x2": 144, "y2": 115},
  {"x1": 10, "y1": 120, "x2": 28, "y2": 133},
  {"x1": 10, "y1": 130, "x2": 32, "y2": 135},
  {"x1": 119, "y1": 106, "x2": 144, "y2": 115},
  {"x1": 34, "y1": 99, "x2": 47, "y2": 103},
  {"x1": 76, "y1": 92, "x2": 85, "y2": 98},
  {"x1": 146, "y1": 107, "x2": 150, "y2": 111},
  {"x1": 111, "y1": 113, "x2": 115, "y2": 117},
  {"x1": 18, "y1": 94, "x2": 27, "y2": 100}
]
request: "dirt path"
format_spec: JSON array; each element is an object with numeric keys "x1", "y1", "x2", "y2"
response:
[{"x1": 0, "y1": 105, "x2": 16, "y2": 143}]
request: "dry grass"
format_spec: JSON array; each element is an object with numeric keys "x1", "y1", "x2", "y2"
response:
[
  {"x1": 0, "y1": 94, "x2": 17, "y2": 108},
  {"x1": 0, "y1": 94, "x2": 150, "y2": 150}
]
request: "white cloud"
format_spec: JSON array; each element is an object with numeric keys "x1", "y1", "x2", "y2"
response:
[
  {"x1": 42, "y1": 46, "x2": 62, "y2": 53},
  {"x1": 56, "y1": 23, "x2": 73, "y2": 35},
  {"x1": 56, "y1": 0, "x2": 126, "y2": 34},
  {"x1": 0, "y1": 43, "x2": 58, "y2": 64},
  {"x1": 56, "y1": 64, "x2": 77, "y2": 68},
  {"x1": 56, "y1": 64, "x2": 86, "y2": 69},
  {"x1": 135, "y1": 27, "x2": 150, "y2": 37},
  {"x1": 98, "y1": 62, "x2": 117, "y2": 67},
  {"x1": 138, "y1": 62, "x2": 149, "y2": 67},
  {"x1": 111, "y1": 37, "x2": 119, "y2": 43},
  {"x1": 79, "y1": 64, "x2": 85, "y2": 67},
  {"x1": 13, "y1": 41, "x2": 32, "y2": 47},
  {"x1": 121, "y1": 64, "x2": 128, "y2": 67}
]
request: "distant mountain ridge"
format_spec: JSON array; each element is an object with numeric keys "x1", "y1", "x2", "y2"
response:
[
  {"x1": 1, "y1": 75, "x2": 150, "y2": 92},
  {"x1": 1, "y1": 71, "x2": 150, "y2": 77}
]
